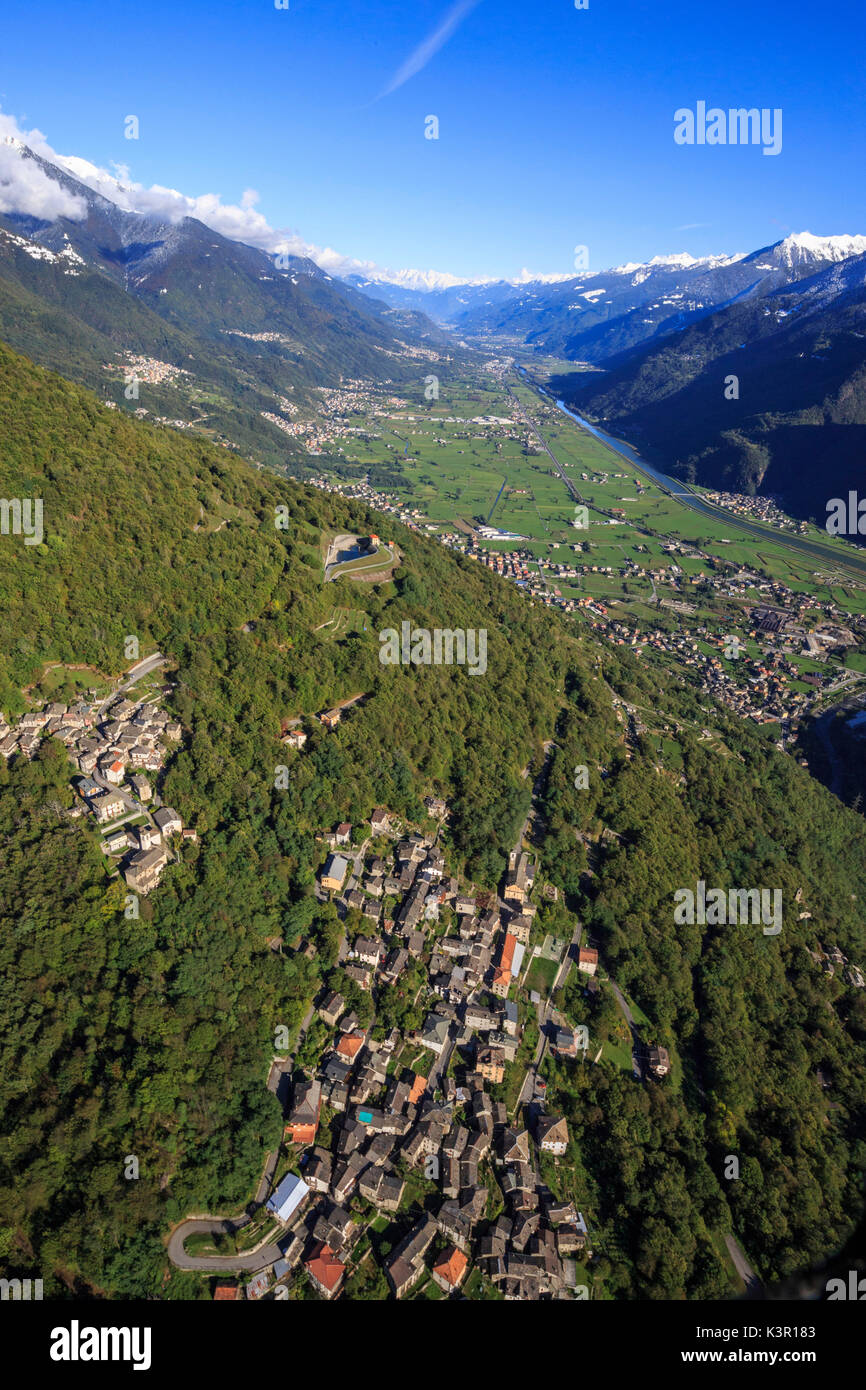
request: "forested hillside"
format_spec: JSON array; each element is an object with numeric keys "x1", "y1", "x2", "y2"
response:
[
  {"x1": 539, "y1": 653, "x2": 866, "y2": 1292},
  {"x1": 0, "y1": 161, "x2": 456, "y2": 478},
  {"x1": 0, "y1": 341, "x2": 565, "y2": 1295},
  {"x1": 1, "y1": 341, "x2": 865, "y2": 1298}
]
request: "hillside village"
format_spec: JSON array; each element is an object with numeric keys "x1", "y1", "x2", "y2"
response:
[
  {"x1": 0, "y1": 674, "x2": 190, "y2": 897},
  {"x1": 205, "y1": 804, "x2": 636, "y2": 1303},
  {"x1": 3, "y1": 445, "x2": 863, "y2": 1304},
  {"x1": 2, "y1": 671, "x2": 671, "y2": 1303},
  {"x1": 204, "y1": 790, "x2": 864, "y2": 1303}
]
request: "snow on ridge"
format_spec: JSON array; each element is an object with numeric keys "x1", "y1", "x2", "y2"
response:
[
  {"x1": 0, "y1": 224, "x2": 85, "y2": 274},
  {"x1": 354, "y1": 264, "x2": 576, "y2": 292},
  {"x1": 778, "y1": 231, "x2": 866, "y2": 264},
  {"x1": 611, "y1": 251, "x2": 745, "y2": 276}
]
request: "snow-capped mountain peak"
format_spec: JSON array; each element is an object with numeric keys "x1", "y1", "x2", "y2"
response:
[
  {"x1": 356, "y1": 266, "x2": 471, "y2": 292},
  {"x1": 775, "y1": 232, "x2": 866, "y2": 268},
  {"x1": 611, "y1": 251, "x2": 745, "y2": 278},
  {"x1": 613, "y1": 252, "x2": 702, "y2": 274},
  {"x1": 347, "y1": 264, "x2": 575, "y2": 292}
]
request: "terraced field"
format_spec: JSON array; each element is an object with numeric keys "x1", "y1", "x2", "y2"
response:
[{"x1": 315, "y1": 606, "x2": 368, "y2": 640}]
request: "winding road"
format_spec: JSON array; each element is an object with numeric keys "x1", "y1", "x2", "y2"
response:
[
  {"x1": 167, "y1": 1212, "x2": 285, "y2": 1274},
  {"x1": 167, "y1": 1149, "x2": 285, "y2": 1272}
]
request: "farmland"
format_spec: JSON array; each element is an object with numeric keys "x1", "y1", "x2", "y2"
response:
[{"x1": 315, "y1": 360, "x2": 866, "y2": 629}]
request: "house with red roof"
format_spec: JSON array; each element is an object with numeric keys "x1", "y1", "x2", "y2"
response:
[
  {"x1": 284, "y1": 1077, "x2": 322, "y2": 1146},
  {"x1": 305, "y1": 1242, "x2": 346, "y2": 1299},
  {"x1": 492, "y1": 932, "x2": 517, "y2": 998},
  {"x1": 577, "y1": 946, "x2": 599, "y2": 976},
  {"x1": 408, "y1": 1071, "x2": 427, "y2": 1106},
  {"x1": 431, "y1": 1245, "x2": 468, "y2": 1294},
  {"x1": 336, "y1": 1031, "x2": 365, "y2": 1062}
]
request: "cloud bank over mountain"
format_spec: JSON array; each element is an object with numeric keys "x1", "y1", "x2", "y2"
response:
[
  {"x1": 0, "y1": 115, "x2": 86, "y2": 219},
  {"x1": 1, "y1": 108, "x2": 558, "y2": 291}
]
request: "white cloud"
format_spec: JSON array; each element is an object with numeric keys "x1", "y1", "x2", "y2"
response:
[
  {"x1": 0, "y1": 114, "x2": 87, "y2": 219},
  {"x1": 47, "y1": 141, "x2": 414, "y2": 280},
  {"x1": 53, "y1": 152, "x2": 286, "y2": 249},
  {"x1": 0, "y1": 110, "x2": 284, "y2": 245},
  {"x1": 0, "y1": 107, "x2": 573, "y2": 291},
  {"x1": 379, "y1": 0, "x2": 481, "y2": 99}
]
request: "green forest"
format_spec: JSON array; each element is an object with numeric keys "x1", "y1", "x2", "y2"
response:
[
  {"x1": 0, "y1": 341, "x2": 562, "y2": 1294},
  {"x1": 0, "y1": 339, "x2": 865, "y2": 1298},
  {"x1": 539, "y1": 651, "x2": 866, "y2": 1293}
]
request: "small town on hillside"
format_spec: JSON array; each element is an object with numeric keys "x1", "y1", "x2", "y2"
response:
[
  {"x1": 0, "y1": 669, "x2": 190, "y2": 897},
  {"x1": 197, "y1": 800, "x2": 675, "y2": 1303},
  {"x1": 4, "y1": 444, "x2": 864, "y2": 1304}
]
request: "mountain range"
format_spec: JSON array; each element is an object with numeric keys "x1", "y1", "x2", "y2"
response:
[
  {"x1": 0, "y1": 139, "x2": 452, "y2": 475},
  {"x1": 545, "y1": 242, "x2": 866, "y2": 518},
  {"x1": 1, "y1": 131, "x2": 864, "y2": 522},
  {"x1": 345, "y1": 233, "x2": 866, "y2": 523},
  {"x1": 345, "y1": 232, "x2": 866, "y2": 360}
]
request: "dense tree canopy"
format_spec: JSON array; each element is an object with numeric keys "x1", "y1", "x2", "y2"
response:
[{"x1": 1, "y1": 342, "x2": 864, "y2": 1298}]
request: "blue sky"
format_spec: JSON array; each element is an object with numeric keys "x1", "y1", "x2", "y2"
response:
[{"x1": 1, "y1": 0, "x2": 864, "y2": 279}]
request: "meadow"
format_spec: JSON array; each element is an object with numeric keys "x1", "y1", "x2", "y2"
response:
[{"x1": 320, "y1": 367, "x2": 866, "y2": 634}]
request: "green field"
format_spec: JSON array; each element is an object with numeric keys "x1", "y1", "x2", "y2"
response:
[
  {"x1": 314, "y1": 364, "x2": 866, "y2": 651},
  {"x1": 524, "y1": 954, "x2": 559, "y2": 997},
  {"x1": 24, "y1": 662, "x2": 114, "y2": 707}
]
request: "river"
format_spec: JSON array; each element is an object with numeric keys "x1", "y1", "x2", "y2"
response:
[{"x1": 516, "y1": 368, "x2": 866, "y2": 578}]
